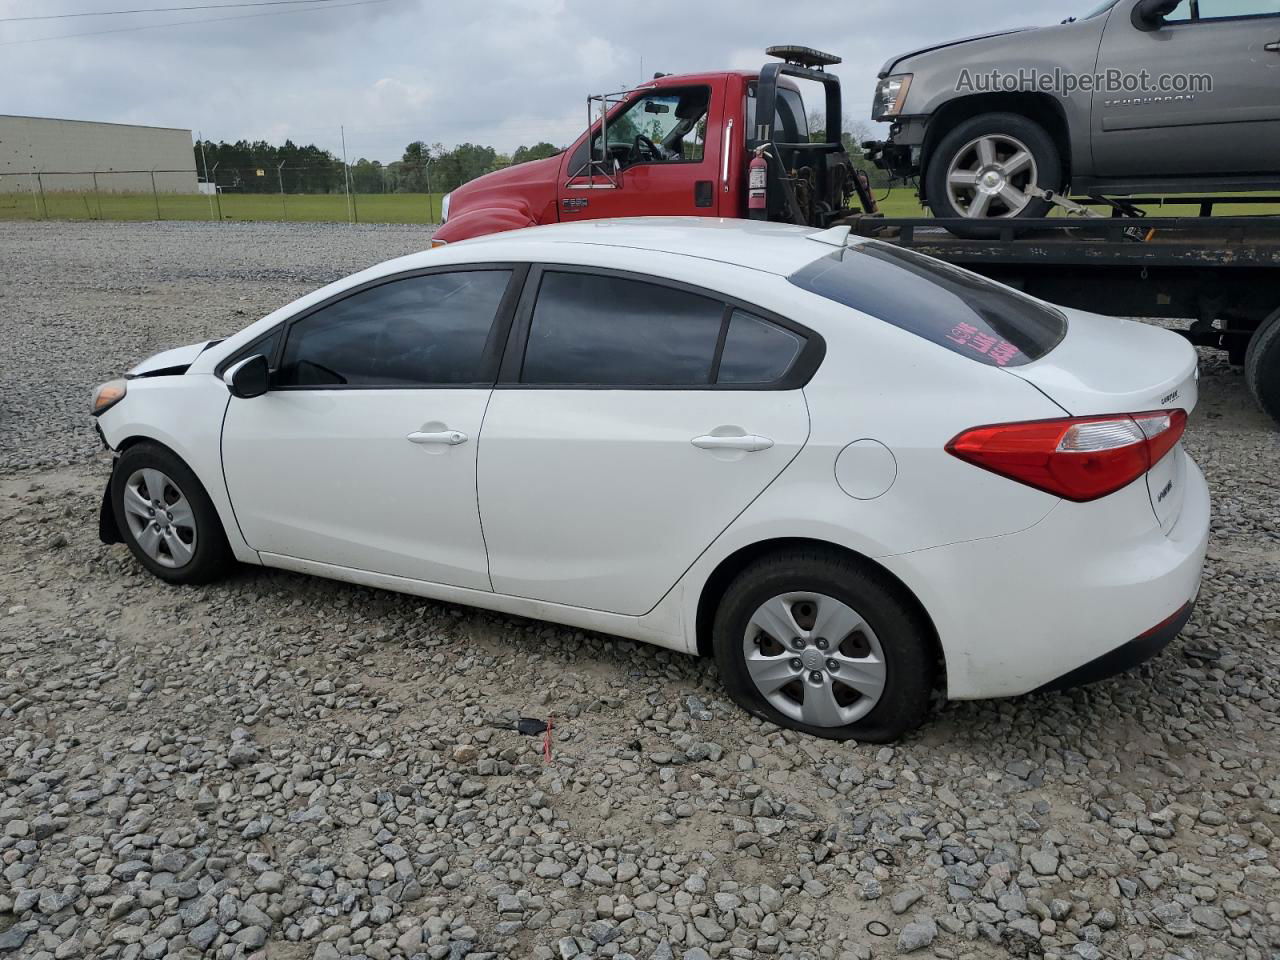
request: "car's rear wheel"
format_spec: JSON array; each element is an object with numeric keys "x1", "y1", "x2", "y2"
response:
[
  {"x1": 112, "y1": 442, "x2": 232, "y2": 584},
  {"x1": 712, "y1": 549, "x2": 935, "y2": 742},
  {"x1": 925, "y1": 112, "x2": 1062, "y2": 238}
]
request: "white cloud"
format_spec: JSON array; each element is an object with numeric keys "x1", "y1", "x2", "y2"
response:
[{"x1": 0, "y1": 0, "x2": 1080, "y2": 162}]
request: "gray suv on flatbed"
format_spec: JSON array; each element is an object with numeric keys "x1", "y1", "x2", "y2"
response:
[{"x1": 865, "y1": 0, "x2": 1280, "y2": 226}]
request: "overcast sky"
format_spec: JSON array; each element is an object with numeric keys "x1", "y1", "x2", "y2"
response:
[{"x1": 2, "y1": 0, "x2": 1079, "y2": 164}]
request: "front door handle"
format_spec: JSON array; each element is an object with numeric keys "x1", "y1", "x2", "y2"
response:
[
  {"x1": 1266, "y1": 40, "x2": 1280, "y2": 52},
  {"x1": 407, "y1": 429, "x2": 467, "y2": 445},
  {"x1": 692, "y1": 434, "x2": 774, "y2": 452}
]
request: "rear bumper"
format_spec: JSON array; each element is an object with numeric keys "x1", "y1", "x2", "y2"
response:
[
  {"x1": 1033, "y1": 599, "x2": 1193, "y2": 693},
  {"x1": 879, "y1": 450, "x2": 1210, "y2": 699}
]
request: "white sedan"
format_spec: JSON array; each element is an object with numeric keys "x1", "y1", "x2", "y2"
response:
[{"x1": 91, "y1": 218, "x2": 1209, "y2": 741}]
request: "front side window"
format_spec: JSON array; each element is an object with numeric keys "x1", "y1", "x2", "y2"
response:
[
  {"x1": 219, "y1": 326, "x2": 282, "y2": 377},
  {"x1": 589, "y1": 87, "x2": 710, "y2": 168},
  {"x1": 276, "y1": 270, "x2": 511, "y2": 387},
  {"x1": 522, "y1": 272, "x2": 724, "y2": 385},
  {"x1": 789, "y1": 241, "x2": 1066, "y2": 367},
  {"x1": 1170, "y1": 0, "x2": 1278, "y2": 18}
]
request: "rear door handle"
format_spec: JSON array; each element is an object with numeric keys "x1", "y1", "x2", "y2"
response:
[
  {"x1": 407, "y1": 429, "x2": 467, "y2": 445},
  {"x1": 1266, "y1": 40, "x2": 1280, "y2": 51},
  {"x1": 691, "y1": 434, "x2": 774, "y2": 452}
]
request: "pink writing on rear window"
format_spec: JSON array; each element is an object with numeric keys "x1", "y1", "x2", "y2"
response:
[{"x1": 946, "y1": 323, "x2": 1023, "y2": 366}]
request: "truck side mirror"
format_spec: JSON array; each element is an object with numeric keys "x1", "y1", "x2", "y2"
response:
[
  {"x1": 223, "y1": 354, "x2": 270, "y2": 399},
  {"x1": 1131, "y1": 0, "x2": 1181, "y2": 29}
]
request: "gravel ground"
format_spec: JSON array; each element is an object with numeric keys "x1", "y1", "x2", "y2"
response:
[{"x1": 1, "y1": 220, "x2": 1278, "y2": 960}]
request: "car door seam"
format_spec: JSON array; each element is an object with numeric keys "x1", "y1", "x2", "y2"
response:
[
  {"x1": 638, "y1": 386, "x2": 815, "y2": 619},
  {"x1": 475, "y1": 386, "x2": 498, "y2": 592},
  {"x1": 217, "y1": 392, "x2": 258, "y2": 557}
]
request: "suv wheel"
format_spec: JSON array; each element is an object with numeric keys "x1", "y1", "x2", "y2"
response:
[
  {"x1": 712, "y1": 549, "x2": 936, "y2": 742},
  {"x1": 925, "y1": 112, "x2": 1063, "y2": 236},
  {"x1": 112, "y1": 442, "x2": 233, "y2": 585}
]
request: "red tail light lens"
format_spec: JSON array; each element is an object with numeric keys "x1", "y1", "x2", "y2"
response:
[{"x1": 946, "y1": 409, "x2": 1186, "y2": 502}]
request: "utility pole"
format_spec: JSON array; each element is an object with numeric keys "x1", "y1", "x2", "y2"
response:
[
  {"x1": 425, "y1": 158, "x2": 433, "y2": 223},
  {"x1": 340, "y1": 125, "x2": 353, "y2": 225},
  {"x1": 277, "y1": 160, "x2": 287, "y2": 221},
  {"x1": 211, "y1": 162, "x2": 222, "y2": 221},
  {"x1": 199, "y1": 132, "x2": 214, "y2": 221}
]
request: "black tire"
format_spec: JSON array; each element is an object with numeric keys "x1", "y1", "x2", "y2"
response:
[
  {"x1": 924, "y1": 112, "x2": 1063, "y2": 239},
  {"x1": 111, "y1": 442, "x2": 233, "y2": 585},
  {"x1": 712, "y1": 549, "x2": 936, "y2": 742},
  {"x1": 1244, "y1": 306, "x2": 1280, "y2": 424}
]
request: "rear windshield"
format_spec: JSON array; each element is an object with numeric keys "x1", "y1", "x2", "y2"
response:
[{"x1": 788, "y1": 241, "x2": 1067, "y2": 367}]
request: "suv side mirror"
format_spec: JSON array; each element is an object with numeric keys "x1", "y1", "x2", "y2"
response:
[
  {"x1": 1132, "y1": 0, "x2": 1181, "y2": 29},
  {"x1": 223, "y1": 354, "x2": 270, "y2": 399}
]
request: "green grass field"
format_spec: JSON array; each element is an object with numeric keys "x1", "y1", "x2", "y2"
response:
[
  {"x1": 871, "y1": 189, "x2": 1280, "y2": 218},
  {"x1": 0, "y1": 190, "x2": 448, "y2": 224},
  {"x1": 2, "y1": 187, "x2": 1276, "y2": 225}
]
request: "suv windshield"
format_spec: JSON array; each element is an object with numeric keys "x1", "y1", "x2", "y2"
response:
[
  {"x1": 1076, "y1": 0, "x2": 1120, "y2": 18},
  {"x1": 788, "y1": 240, "x2": 1067, "y2": 367}
]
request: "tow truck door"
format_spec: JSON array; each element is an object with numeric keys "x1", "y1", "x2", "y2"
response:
[{"x1": 558, "y1": 77, "x2": 728, "y2": 222}]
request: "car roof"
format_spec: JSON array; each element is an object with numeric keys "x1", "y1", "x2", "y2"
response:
[{"x1": 427, "y1": 217, "x2": 834, "y2": 277}]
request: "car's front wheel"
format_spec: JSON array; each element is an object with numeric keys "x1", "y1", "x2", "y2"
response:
[
  {"x1": 712, "y1": 549, "x2": 936, "y2": 742},
  {"x1": 924, "y1": 112, "x2": 1063, "y2": 236},
  {"x1": 112, "y1": 442, "x2": 233, "y2": 584}
]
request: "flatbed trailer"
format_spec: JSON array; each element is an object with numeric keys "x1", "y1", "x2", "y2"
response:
[{"x1": 849, "y1": 213, "x2": 1280, "y2": 426}]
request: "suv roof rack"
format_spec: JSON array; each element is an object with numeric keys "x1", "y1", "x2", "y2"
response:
[{"x1": 765, "y1": 45, "x2": 841, "y2": 69}]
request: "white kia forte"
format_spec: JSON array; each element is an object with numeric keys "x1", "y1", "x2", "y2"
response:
[{"x1": 91, "y1": 218, "x2": 1209, "y2": 741}]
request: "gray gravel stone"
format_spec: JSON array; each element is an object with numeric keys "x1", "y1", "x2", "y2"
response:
[{"x1": 897, "y1": 918, "x2": 937, "y2": 953}]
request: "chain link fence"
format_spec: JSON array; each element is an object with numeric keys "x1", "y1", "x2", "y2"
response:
[
  {"x1": 0, "y1": 156, "x2": 903, "y2": 224},
  {"x1": 0, "y1": 162, "x2": 457, "y2": 224}
]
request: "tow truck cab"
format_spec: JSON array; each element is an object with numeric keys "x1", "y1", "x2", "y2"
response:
[{"x1": 433, "y1": 46, "x2": 876, "y2": 244}]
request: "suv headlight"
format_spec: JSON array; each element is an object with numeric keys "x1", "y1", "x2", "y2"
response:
[
  {"x1": 873, "y1": 74, "x2": 913, "y2": 120},
  {"x1": 92, "y1": 378, "x2": 127, "y2": 416},
  {"x1": 439, "y1": 192, "x2": 451, "y2": 224}
]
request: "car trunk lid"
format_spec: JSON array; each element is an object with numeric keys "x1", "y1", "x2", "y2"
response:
[{"x1": 1008, "y1": 309, "x2": 1198, "y2": 534}]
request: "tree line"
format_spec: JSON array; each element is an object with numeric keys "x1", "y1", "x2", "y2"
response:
[{"x1": 193, "y1": 139, "x2": 563, "y2": 195}]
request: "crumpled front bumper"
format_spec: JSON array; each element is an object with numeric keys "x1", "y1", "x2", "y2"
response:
[{"x1": 99, "y1": 462, "x2": 122, "y2": 545}]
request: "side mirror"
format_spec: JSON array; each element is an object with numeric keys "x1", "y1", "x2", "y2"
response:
[
  {"x1": 1131, "y1": 0, "x2": 1180, "y2": 29},
  {"x1": 223, "y1": 354, "x2": 270, "y2": 399}
]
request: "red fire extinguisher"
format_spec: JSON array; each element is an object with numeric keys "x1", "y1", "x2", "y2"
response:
[{"x1": 747, "y1": 145, "x2": 770, "y2": 220}]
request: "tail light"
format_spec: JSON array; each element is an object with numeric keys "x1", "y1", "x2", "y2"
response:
[{"x1": 946, "y1": 409, "x2": 1186, "y2": 502}]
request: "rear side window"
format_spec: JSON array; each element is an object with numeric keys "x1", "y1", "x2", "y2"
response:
[
  {"x1": 521, "y1": 272, "x2": 725, "y2": 385},
  {"x1": 717, "y1": 310, "x2": 803, "y2": 384},
  {"x1": 277, "y1": 270, "x2": 511, "y2": 387},
  {"x1": 788, "y1": 241, "x2": 1066, "y2": 367}
]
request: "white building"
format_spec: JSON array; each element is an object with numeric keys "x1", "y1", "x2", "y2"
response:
[{"x1": 0, "y1": 115, "x2": 197, "y2": 194}]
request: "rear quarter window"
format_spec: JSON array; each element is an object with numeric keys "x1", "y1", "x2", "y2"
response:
[{"x1": 788, "y1": 241, "x2": 1067, "y2": 367}]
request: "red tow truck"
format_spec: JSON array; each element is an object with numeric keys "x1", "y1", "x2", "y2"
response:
[{"x1": 432, "y1": 45, "x2": 879, "y2": 244}]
